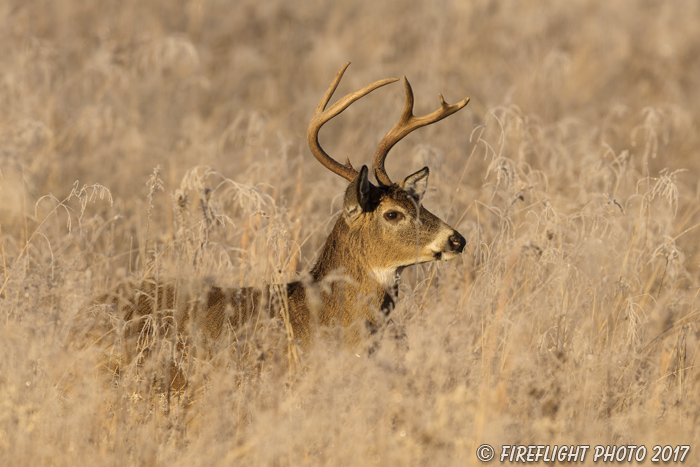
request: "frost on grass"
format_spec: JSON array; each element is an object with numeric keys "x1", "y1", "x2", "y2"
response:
[{"x1": 2, "y1": 1, "x2": 700, "y2": 466}]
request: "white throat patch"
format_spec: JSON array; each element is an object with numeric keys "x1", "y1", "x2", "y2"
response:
[{"x1": 371, "y1": 267, "x2": 399, "y2": 290}]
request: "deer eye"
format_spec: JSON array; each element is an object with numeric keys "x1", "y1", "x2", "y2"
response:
[{"x1": 383, "y1": 211, "x2": 404, "y2": 222}]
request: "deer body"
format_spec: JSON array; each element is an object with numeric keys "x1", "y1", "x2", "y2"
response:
[
  {"x1": 91, "y1": 62, "x2": 469, "y2": 352},
  {"x1": 101, "y1": 167, "x2": 464, "y2": 349}
]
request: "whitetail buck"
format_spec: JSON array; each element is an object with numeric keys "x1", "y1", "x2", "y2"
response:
[{"x1": 90, "y1": 62, "x2": 469, "y2": 356}]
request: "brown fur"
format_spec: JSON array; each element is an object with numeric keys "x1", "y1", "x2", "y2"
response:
[
  {"x1": 82, "y1": 66, "x2": 469, "y2": 381},
  {"x1": 86, "y1": 168, "x2": 465, "y2": 358}
]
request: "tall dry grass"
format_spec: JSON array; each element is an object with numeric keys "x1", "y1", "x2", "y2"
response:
[{"x1": 1, "y1": 0, "x2": 700, "y2": 465}]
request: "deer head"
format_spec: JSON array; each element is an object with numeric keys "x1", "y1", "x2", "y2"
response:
[{"x1": 307, "y1": 63, "x2": 468, "y2": 291}]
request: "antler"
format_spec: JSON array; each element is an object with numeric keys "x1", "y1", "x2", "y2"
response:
[
  {"x1": 372, "y1": 77, "x2": 470, "y2": 186},
  {"x1": 308, "y1": 62, "x2": 398, "y2": 181}
]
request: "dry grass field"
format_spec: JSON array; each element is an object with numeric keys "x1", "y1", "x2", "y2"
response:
[{"x1": 2, "y1": 1, "x2": 700, "y2": 465}]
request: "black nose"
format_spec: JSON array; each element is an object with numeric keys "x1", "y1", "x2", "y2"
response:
[{"x1": 448, "y1": 232, "x2": 466, "y2": 253}]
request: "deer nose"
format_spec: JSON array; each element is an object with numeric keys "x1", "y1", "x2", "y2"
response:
[{"x1": 448, "y1": 232, "x2": 466, "y2": 253}]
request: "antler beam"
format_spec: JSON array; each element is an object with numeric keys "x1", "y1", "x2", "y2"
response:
[
  {"x1": 372, "y1": 77, "x2": 470, "y2": 186},
  {"x1": 308, "y1": 62, "x2": 398, "y2": 182}
]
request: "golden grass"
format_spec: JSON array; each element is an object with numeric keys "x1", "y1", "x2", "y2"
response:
[{"x1": 2, "y1": 0, "x2": 700, "y2": 465}]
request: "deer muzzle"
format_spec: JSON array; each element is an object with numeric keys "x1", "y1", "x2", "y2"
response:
[
  {"x1": 430, "y1": 230, "x2": 466, "y2": 262},
  {"x1": 448, "y1": 231, "x2": 466, "y2": 253}
]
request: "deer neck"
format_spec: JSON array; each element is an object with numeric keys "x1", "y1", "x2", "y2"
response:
[{"x1": 310, "y1": 217, "x2": 398, "y2": 323}]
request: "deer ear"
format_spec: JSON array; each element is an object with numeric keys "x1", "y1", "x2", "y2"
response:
[
  {"x1": 344, "y1": 165, "x2": 371, "y2": 222},
  {"x1": 400, "y1": 166, "x2": 429, "y2": 200}
]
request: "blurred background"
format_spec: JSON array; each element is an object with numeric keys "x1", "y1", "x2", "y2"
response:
[
  {"x1": 2, "y1": 1, "x2": 700, "y2": 465},
  {"x1": 3, "y1": 0, "x2": 699, "y2": 270},
  {"x1": 2, "y1": 0, "x2": 698, "y2": 203}
]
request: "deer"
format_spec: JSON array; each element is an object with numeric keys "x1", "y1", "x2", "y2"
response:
[{"x1": 86, "y1": 62, "x2": 469, "y2": 364}]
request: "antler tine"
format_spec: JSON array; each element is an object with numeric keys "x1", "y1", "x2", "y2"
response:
[
  {"x1": 308, "y1": 62, "x2": 399, "y2": 181},
  {"x1": 372, "y1": 77, "x2": 470, "y2": 186}
]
